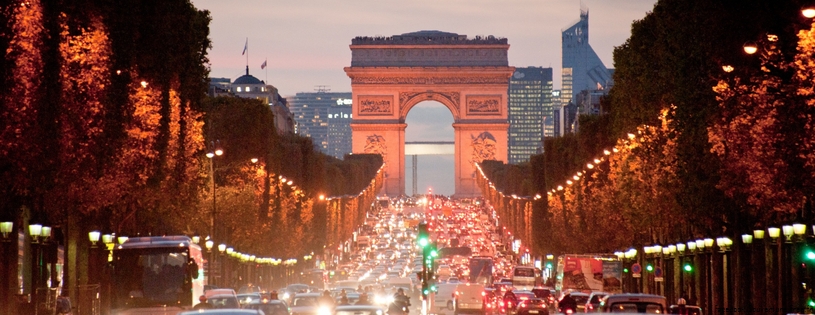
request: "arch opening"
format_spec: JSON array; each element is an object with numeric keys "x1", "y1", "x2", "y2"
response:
[{"x1": 404, "y1": 101, "x2": 455, "y2": 196}]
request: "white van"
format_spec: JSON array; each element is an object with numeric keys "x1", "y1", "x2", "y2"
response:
[
  {"x1": 433, "y1": 283, "x2": 459, "y2": 315},
  {"x1": 600, "y1": 293, "x2": 667, "y2": 313},
  {"x1": 453, "y1": 283, "x2": 485, "y2": 315}
]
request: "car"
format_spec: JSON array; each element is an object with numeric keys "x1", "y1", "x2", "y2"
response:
[
  {"x1": 290, "y1": 293, "x2": 323, "y2": 315},
  {"x1": 178, "y1": 310, "x2": 265, "y2": 315},
  {"x1": 530, "y1": 287, "x2": 555, "y2": 309},
  {"x1": 584, "y1": 292, "x2": 608, "y2": 312},
  {"x1": 599, "y1": 294, "x2": 667, "y2": 313},
  {"x1": 334, "y1": 304, "x2": 387, "y2": 315},
  {"x1": 244, "y1": 300, "x2": 292, "y2": 315},
  {"x1": 516, "y1": 298, "x2": 549, "y2": 315},
  {"x1": 563, "y1": 292, "x2": 589, "y2": 313}
]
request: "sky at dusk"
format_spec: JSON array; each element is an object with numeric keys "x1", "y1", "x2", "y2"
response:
[{"x1": 191, "y1": 0, "x2": 659, "y2": 196}]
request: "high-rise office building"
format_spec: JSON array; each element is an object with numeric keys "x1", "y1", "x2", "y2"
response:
[
  {"x1": 508, "y1": 67, "x2": 553, "y2": 164},
  {"x1": 552, "y1": 90, "x2": 563, "y2": 137},
  {"x1": 561, "y1": 8, "x2": 613, "y2": 106},
  {"x1": 287, "y1": 91, "x2": 353, "y2": 159}
]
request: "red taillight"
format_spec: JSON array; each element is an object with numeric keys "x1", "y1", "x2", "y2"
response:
[{"x1": 588, "y1": 305, "x2": 594, "y2": 310}]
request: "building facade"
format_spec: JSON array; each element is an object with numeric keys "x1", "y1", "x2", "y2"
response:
[
  {"x1": 508, "y1": 67, "x2": 553, "y2": 164},
  {"x1": 287, "y1": 92, "x2": 353, "y2": 159},
  {"x1": 208, "y1": 67, "x2": 295, "y2": 135},
  {"x1": 561, "y1": 8, "x2": 613, "y2": 107}
]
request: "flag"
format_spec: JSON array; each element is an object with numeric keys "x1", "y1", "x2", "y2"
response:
[
  {"x1": 261, "y1": 60, "x2": 267, "y2": 69},
  {"x1": 242, "y1": 38, "x2": 247, "y2": 55}
]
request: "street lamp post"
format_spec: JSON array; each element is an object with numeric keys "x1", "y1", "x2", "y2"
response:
[{"x1": 207, "y1": 140, "x2": 223, "y2": 245}]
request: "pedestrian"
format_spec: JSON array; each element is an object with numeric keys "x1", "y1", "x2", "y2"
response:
[
  {"x1": 193, "y1": 295, "x2": 214, "y2": 310},
  {"x1": 56, "y1": 291, "x2": 72, "y2": 315}
]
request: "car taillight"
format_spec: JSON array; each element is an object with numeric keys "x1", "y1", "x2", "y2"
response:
[
  {"x1": 587, "y1": 305, "x2": 594, "y2": 310},
  {"x1": 566, "y1": 309, "x2": 573, "y2": 315}
]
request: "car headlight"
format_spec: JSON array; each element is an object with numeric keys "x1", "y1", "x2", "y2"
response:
[
  {"x1": 318, "y1": 306, "x2": 332, "y2": 315},
  {"x1": 282, "y1": 292, "x2": 290, "y2": 300},
  {"x1": 376, "y1": 310, "x2": 383, "y2": 315}
]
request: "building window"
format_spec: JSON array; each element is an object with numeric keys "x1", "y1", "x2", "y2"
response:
[
  {"x1": 237, "y1": 87, "x2": 242, "y2": 92},
  {"x1": 245, "y1": 86, "x2": 251, "y2": 92}
]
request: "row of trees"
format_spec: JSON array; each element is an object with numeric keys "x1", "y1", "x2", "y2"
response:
[
  {"x1": 481, "y1": 0, "x2": 815, "y2": 255},
  {"x1": 0, "y1": 0, "x2": 383, "y2": 260}
]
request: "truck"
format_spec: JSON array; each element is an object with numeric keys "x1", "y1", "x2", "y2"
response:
[
  {"x1": 555, "y1": 254, "x2": 622, "y2": 294},
  {"x1": 468, "y1": 256, "x2": 494, "y2": 285}
]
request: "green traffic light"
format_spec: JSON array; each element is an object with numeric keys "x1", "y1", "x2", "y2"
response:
[
  {"x1": 546, "y1": 263, "x2": 553, "y2": 269},
  {"x1": 418, "y1": 238, "x2": 429, "y2": 247},
  {"x1": 646, "y1": 264, "x2": 653, "y2": 272},
  {"x1": 807, "y1": 251, "x2": 815, "y2": 260},
  {"x1": 423, "y1": 289, "x2": 429, "y2": 295},
  {"x1": 808, "y1": 298, "x2": 815, "y2": 307},
  {"x1": 623, "y1": 268, "x2": 629, "y2": 273},
  {"x1": 683, "y1": 264, "x2": 693, "y2": 272},
  {"x1": 431, "y1": 250, "x2": 438, "y2": 257}
]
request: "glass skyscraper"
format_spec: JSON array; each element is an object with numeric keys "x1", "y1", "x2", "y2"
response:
[
  {"x1": 508, "y1": 67, "x2": 553, "y2": 164},
  {"x1": 287, "y1": 91, "x2": 353, "y2": 159},
  {"x1": 561, "y1": 8, "x2": 613, "y2": 106}
]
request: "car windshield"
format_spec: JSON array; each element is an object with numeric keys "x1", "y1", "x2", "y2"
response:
[
  {"x1": 589, "y1": 295, "x2": 606, "y2": 303},
  {"x1": 293, "y1": 297, "x2": 317, "y2": 306},
  {"x1": 208, "y1": 296, "x2": 240, "y2": 309},
  {"x1": 573, "y1": 295, "x2": 589, "y2": 304}
]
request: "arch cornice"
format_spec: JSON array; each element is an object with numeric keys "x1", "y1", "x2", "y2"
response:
[{"x1": 398, "y1": 91, "x2": 460, "y2": 122}]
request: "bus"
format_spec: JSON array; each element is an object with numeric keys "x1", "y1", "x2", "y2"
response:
[
  {"x1": 110, "y1": 236, "x2": 205, "y2": 315},
  {"x1": 468, "y1": 256, "x2": 494, "y2": 285},
  {"x1": 511, "y1": 266, "x2": 538, "y2": 290}
]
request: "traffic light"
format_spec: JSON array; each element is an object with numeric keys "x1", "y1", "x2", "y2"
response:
[
  {"x1": 806, "y1": 249, "x2": 815, "y2": 261},
  {"x1": 683, "y1": 263, "x2": 693, "y2": 272},
  {"x1": 646, "y1": 264, "x2": 653, "y2": 272},
  {"x1": 418, "y1": 223, "x2": 429, "y2": 248}
]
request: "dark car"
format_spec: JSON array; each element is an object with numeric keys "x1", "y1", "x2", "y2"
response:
[
  {"x1": 584, "y1": 292, "x2": 608, "y2": 313},
  {"x1": 516, "y1": 298, "x2": 549, "y2": 315},
  {"x1": 531, "y1": 287, "x2": 555, "y2": 308},
  {"x1": 244, "y1": 300, "x2": 292, "y2": 315},
  {"x1": 668, "y1": 305, "x2": 703, "y2": 315}
]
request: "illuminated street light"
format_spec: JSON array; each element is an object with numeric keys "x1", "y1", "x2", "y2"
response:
[
  {"x1": 804, "y1": 7, "x2": 815, "y2": 18},
  {"x1": 743, "y1": 41, "x2": 758, "y2": 55}
]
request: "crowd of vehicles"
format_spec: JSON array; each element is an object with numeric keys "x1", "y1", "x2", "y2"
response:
[{"x1": 108, "y1": 196, "x2": 693, "y2": 315}]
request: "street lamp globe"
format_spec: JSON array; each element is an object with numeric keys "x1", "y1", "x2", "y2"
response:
[
  {"x1": 803, "y1": 7, "x2": 815, "y2": 18},
  {"x1": 205, "y1": 239, "x2": 214, "y2": 250},
  {"x1": 743, "y1": 41, "x2": 758, "y2": 55}
]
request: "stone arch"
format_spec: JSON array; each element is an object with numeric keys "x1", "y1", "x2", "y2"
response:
[
  {"x1": 345, "y1": 31, "x2": 514, "y2": 197},
  {"x1": 398, "y1": 91, "x2": 461, "y2": 123}
]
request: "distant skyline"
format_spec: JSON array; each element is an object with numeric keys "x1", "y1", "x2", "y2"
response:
[
  {"x1": 192, "y1": 0, "x2": 657, "y2": 94},
  {"x1": 191, "y1": 0, "x2": 659, "y2": 196}
]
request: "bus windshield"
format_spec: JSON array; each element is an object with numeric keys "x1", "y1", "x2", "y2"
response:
[{"x1": 112, "y1": 247, "x2": 193, "y2": 309}]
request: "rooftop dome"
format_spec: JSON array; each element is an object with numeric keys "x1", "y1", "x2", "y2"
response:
[{"x1": 233, "y1": 66, "x2": 263, "y2": 85}]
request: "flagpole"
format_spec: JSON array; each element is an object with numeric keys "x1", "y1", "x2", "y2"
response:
[
  {"x1": 245, "y1": 38, "x2": 249, "y2": 71},
  {"x1": 265, "y1": 58, "x2": 268, "y2": 84}
]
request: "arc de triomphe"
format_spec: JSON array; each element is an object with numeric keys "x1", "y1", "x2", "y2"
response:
[{"x1": 345, "y1": 30, "x2": 514, "y2": 197}]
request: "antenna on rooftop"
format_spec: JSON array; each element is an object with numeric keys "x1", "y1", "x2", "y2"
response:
[{"x1": 314, "y1": 85, "x2": 331, "y2": 93}]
